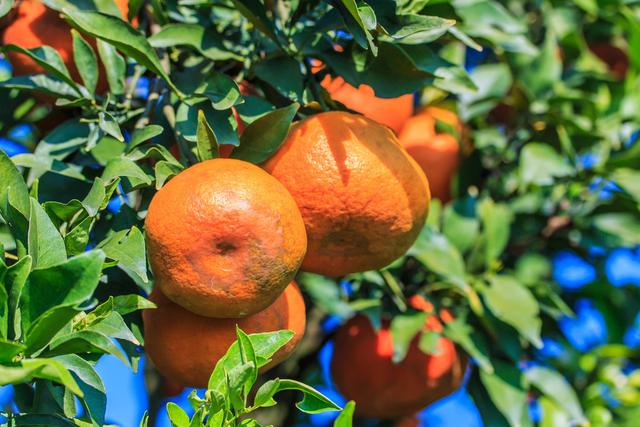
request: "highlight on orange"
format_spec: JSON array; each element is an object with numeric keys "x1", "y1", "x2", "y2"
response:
[{"x1": 399, "y1": 106, "x2": 462, "y2": 202}]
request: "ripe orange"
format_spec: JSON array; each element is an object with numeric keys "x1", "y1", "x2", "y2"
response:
[
  {"x1": 143, "y1": 282, "x2": 306, "y2": 388},
  {"x1": 2, "y1": 0, "x2": 132, "y2": 82},
  {"x1": 321, "y1": 76, "x2": 413, "y2": 134},
  {"x1": 263, "y1": 111, "x2": 430, "y2": 276},
  {"x1": 399, "y1": 107, "x2": 461, "y2": 202},
  {"x1": 145, "y1": 158, "x2": 307, "y2": 318},
  {"x1": 331, "y1": 315, "x2": 467, "y2": 419}
]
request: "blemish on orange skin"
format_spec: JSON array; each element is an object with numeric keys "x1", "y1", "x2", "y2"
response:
[
  {"x1": 145, "y1": 158, "x2": 307, "y2": 318},
  {"x1": 321, "y1": 75, "x2": 413, "y2": 134},
  {"x1": 331, "y1": 315, "x2": 467, "y2": 419},
  {"x1": 263, "y1": 111, "x2": 430, "y2": 277},
  {"x1": 143, "y1": 282, "x2": 306, "y2": 388},
  {"x1": 399, "y1": 107, "x2": 461, "y2": 202}
]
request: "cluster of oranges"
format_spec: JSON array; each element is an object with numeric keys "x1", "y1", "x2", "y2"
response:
[{"x1": 2, "y1": 2, "x2": 467, "y2": 418}]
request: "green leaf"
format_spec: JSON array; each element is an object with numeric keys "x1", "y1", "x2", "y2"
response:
[
  {"x1": 478, "y1": 199, "x2": 512, "y2": 267},
  {"x1": 592, "y1": 213, "x2": 640, "y2": 247},
  {"x1": 0, "y1": 74, "x2": 80, "y2": 99},
  {"x1": 55, "y1": 354, "x2": 107, "y2": 426},
  {"x1": 112, "y1": 294, "x2": 156, "y2": 315},
  {"x1": 409, "y1": 227, "x2": 466, "y2": 287},
  {"x1": 196, "y1": 110, "x2": 219, "y2": 161},
  {"x1": 539, "y1": 396, "x2": 571, "y2": 427},
  {"x1": 520, "y1": 30, "x2": 561, "y2": 99},
  {"x1": 390, "y1": 311, "x2": 426, "y2": 362},
  {"x1": 483, "y1": 275, "x2": 542, "y2": 348},
  {"x1": 166, "y1": 402, "x2": 190, "y2": 427},
  {"x1": 148, "y1": 24, "x2": 241, "y2": 61},
  {"x1": 479, "y1": 361, "x2": 527, "y2": 427},
  {"x1": 0, "y1": 266, "x2": 7, "y2": 339},
  {"x1": 0, "y1": 44, "x2": 82, "y2": 96},
  {"x1": 0, "y1": 150, "x2": 30, "y2": 245},
  {"x1": 102, "y1": 157, "x2": 153, "y2": 189},
  {"x1": 273, "y1": 379, "x2": 342, "y2": 413},
  {"x1": 0, "y1": 0, "x2": 13, "y2": 19},
  {"x1": 48, "y1": 330, "x2": 129, "y2": 366},
  {"x1": 442, "y1": 200, "x2": 479, "y2": 253},
  {"x1": 254, "y1": 56, "x2": 304, "y2": 101},
  {"x1": 299, "y1": 273, "x2": 353, "y2": 318},
  {"x1": 254, "y1": 379, "x2": 279, "y2": 408},
  {"x1": 519, "y1": 143, "x2": 572, "y2": 186},
  {"x1": 96, "y1": 40, "x2": 125, "y2": 95},
  {"x1": 0, "y1": 338, "x2": 26, "y2": 363},
  {"x1": 443, "y1": 314, "x2": 493, "y2": 373},
  {"x1": 389, "y1": 14, "x2": 455, "y2": 44},
  {"x1": 99, "y1": 112, "x2": 125, "y2": 142},
  {"x1": 525, "y1": 366, "x2": 586, "y2": 423},
  {"x1": 176, "y1": 102, "x2": 239, "y2": 148},
  {"x1": 5, "y1": 256, "x2": 32, "y2": 341},
  {"x1": 333, "y1": 401, "x2": 355, "y2": 427},
  {"x1": 128, "y1": 125, "x2": 165, "y2": 151},
  {"x1": 611, "y1": 168, "x2": 640, "y2": 202},
  {"x1": 28, "y1": 198, "x2": 67, "y2": 269},
  {"x1": 236, "y1": 326, "x2": 258, "y2": 396},
  {"x1": 21, "y1": 250, "x2": 105, "y2": 334},
  {"x1": 208, "y1": 330, "x2": 293, "y2": 391},
  {"x1": 64, "y1": 216, "x2": 94, "y2": 256},
  {"x1": 63, "y1": 9, "x2": 179, "y2": 94},
  {"x1": 194, "y1": 72, "x2": 242, "y2": 110},
  {"x1": 334, "y1": 0, "x2": 376, "y2": 54},
  {"x1": 72, "y1": 30, "x2": 98, "y2": 94},
  {"x1": 230, "y1": 0, "x2": 281, "y2": 45},
  {"x1": 98, "y1": 226, "x2": 148, "y2": 284},
  {"x1": 0, "y1": 358, "x2": 83, "y2": 397},
  {"x1": 231, "y1": 103, "x2": 299, "y2": 164}
]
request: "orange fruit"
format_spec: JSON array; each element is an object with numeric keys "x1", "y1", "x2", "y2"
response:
[
  {"x1": 331, "y1": 315, "x2": 467, "y2": 419},
  {"x1": 263, "y1": 111, "x2": 430, "y2": 276},
  {"x1": 321, "y1": 76, "x2": 413, "y2": 134},
  {"x1": 145, "y1": 158, "x2": 307, "y2": 318},
  {"x1": 395, "y1": 415, "x2": 420, "y2": 427},
  {"x1": 143, "y1": 282, "x2": 306, "y2": 388},
  {"x1": 2, "y1": 0, "x2": 133, "y2": 84},
  {"x1": 399, "y1": 107, "x2": 461, "y2": 202},
  {"x1": 589, "y1": 42, "x2": 628, "y2": 80}
]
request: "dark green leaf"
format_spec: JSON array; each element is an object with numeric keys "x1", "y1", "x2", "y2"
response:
[
  {"x1": 196, "y1": 110, "x2": 219, "y2": 161},
  {"x1": 390, "y1": 311, "x2": 426, "y2": 362},
  {"x1": 525, "y1": 366, "x2": 585, "y2": 423},
  {"x1": 96, "y1": 39, "x2": 125, "y2": 95},
  {"x1": 55, "y1": 354, "x2": 106, "y2": 426},
  {"x1": 483, "y1": 275, "x2": 542, "y2": 347},
  {"x1": 72, "y1": 30, "x2": 98, "y2": 94},
  {"x1": 231, "y1": 103, "x2": 299, "y2": 164},
  {"x1": 63, "y1": 8, "x2": 179, "y2": 93},
  {"x1": 98, "y1": 226, "x2": 148, "y2": 284},
  {"x1": 28, "y1": 198, "x2": 67, "y2": 269},
  {"x1": 148, "y1": 24, "x2": 241, "y2": 61},
  {"x1": 479, "y1": 361, "x2": 527, "y2": 427}
]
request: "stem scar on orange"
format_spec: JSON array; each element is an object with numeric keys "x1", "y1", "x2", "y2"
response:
[
  {"x1": 263, "y1": 111, "x2": 430, "y2": 277},
  {"x1": 145, "y1": 158, "x2": 307, "y2": 318}
]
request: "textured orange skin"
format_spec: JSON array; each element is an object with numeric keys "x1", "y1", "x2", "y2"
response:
[
  {"x1": 589, "y1": 42, "x2": 628, "y2": 79},
  {"x1": 263, "y1": 111, "x2": 430, "y2": 276},
  {"x1": 399, "y1": 109, "x2": 460, "y2": 202},
  {"x1": 331, "y1": 315, "x2": 467, "y2": 419},
  {"x1": 321, "y1": 76, "x2": 413, "y2": 134},
  {"x1": 143, "y1": 282, "x2": 306, "y2": 388},
  {"x1": 2, "y1": 0, "x2": 132, "y2": 85},
  {"x1": 145, "y1": 158, "x2": 307, "y2": 318}
]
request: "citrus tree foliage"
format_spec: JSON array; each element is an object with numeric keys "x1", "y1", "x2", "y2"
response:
[{"x1": 0, "y1": 0, "x2": 638, "y2": 426}]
